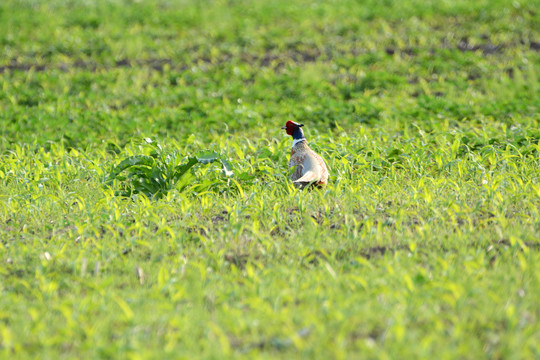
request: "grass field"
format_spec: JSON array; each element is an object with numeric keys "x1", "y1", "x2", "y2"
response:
[{"x1": 1, "y1": 0, "x2": 539, "y2": 358}]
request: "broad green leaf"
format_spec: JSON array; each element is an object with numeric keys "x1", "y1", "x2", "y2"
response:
[
  {"x1": 108, "y1": 155, "x2": 155, "y2": 181},
  {"x1": 195, "y1": 150, "x2": 219, "y2": 164},
  {"x1": 220, "y1": 158, "x2": 234, "y2": 177}
]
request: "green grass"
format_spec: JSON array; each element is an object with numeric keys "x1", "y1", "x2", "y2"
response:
[{"x1": 1, "y1": 0, "x2": 539, "y2": 358}]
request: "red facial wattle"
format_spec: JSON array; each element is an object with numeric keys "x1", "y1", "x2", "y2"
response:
[
  {"x1": 283, "y1": 121, "x2": 302, "y2": 136},
  {"x1": 286, "y1": 122, "x2": 295, "y2": 135}
]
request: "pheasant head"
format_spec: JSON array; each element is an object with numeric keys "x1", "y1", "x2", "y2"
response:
[{"x1": 281, "y1": 121, "x2": 307, "y2": 147}]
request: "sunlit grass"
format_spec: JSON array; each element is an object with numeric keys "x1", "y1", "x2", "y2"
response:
[{"x1": 0, "y1": 0, "x2": 539, "y2": 358}]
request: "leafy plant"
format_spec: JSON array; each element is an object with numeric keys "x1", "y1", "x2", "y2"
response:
[{"x1": 106, "y1": 139, "x2": 233, "y2": 199}]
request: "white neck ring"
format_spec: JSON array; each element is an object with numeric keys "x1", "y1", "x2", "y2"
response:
[{"x1": 292, "y1": 138, "x2": 306, "y2": 148}]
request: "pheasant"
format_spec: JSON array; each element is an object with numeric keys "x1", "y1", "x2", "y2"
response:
[{"x1": 282, "y1": 121, "x2": 329, "y2": 189}]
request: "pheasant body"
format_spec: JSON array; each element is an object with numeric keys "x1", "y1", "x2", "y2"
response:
[{"x1": 282, "y1": 121, "x2": 329, "y2": 189}]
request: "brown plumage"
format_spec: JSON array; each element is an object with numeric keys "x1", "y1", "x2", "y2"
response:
[{"x1": 282, "y1": 121, "x2": 329, "y2": 189}]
